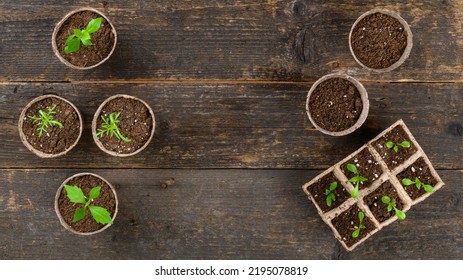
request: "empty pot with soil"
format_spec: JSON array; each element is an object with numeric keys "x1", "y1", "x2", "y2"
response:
[
  {"x1": 92, "y1": 94, "x2": 156, "y2": 157},
  {"x1": 306, "y1": 73, "x2": 369, "y2": 136},
  {"x1": 18, "y1": 94, "x2": 83, "y2": 158},
  {"x1": 349, "y1": 9, "x2": 413, "y2": 72},
  {"x1": 55, "y1": 172, "x2": 118, "y2": 235},
  {"x1": 52, "y1": 7, "x2": 117, "y2": 69}
]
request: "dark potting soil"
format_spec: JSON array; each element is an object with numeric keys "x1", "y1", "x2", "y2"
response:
[
  {"x1": 351, "y1": 12, "x2": 408, "y2": 69},
  {"x1": 308, "y1": 78, "x2": 363, "y2": 132},
  {"x1": 397, "y1": 157, "x2": 438, "y2": 201},
  {"x1": 340, "y1": 147, "x2": 384, "y2": 192},
  {"x1": 364, "y1": 180, "x2": 405, "y2": 223},
  {"x1": 21, "y1": 97, "x2": 80, "y2": 154},
  {"x1": 96, "y1": 97, "x2": 153, "y2": 154},
  {"x1": 306, "y1": 172, "x2": 350, "y2": 213},
  {"x1": 372, "y1": 124, "x2": 417, "y2": 170},
  {"x1": 331, "y1": 204, "x2": 376, "y2": 248},
  {"x1": 56, "y1": 11, "x2": 115, "y2": 67},
  {"x1": 58, "y1": 174, "x2": 116, "y2": 233}
]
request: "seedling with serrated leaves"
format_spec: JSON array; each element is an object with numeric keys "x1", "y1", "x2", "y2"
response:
[
  {"x1": 325, "y1": 181, "x2": 338, "y2": 207},
  {"x1": 386, "y1": 140, "x2": 410, "y2": 153},
  {"x1": 64, "y1": 17, "x2": 102, "y2": 54},
  {"x1": 402, "y1": 177, "x2": 433, "y2": 193},
  {"x1": 27, "y1": 104, "x2": 63, "y2": 138},
  {"x1": 352, "y1": 211, "x2": 366, "y2": 238},
  {"x1": 381, "y1": 195, "x2": 406, "y2": 220},
  {"x1": 64, "y1": 184, "x2": 113, "y2": 224},
  {"x1": 96, "y1": 112, "x2": 131, "y2": 143},
  {"x1": 346, "y1": 163, "x2": 368, "y2": 198}
]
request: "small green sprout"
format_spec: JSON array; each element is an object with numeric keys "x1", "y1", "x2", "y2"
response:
[
  {"x1": 402, "y1": 177, "x2": 433, "y2": 193},
  {"x1": 96, "y1": 112, "x2": 131, "y2": 143},
  {"x1": 64, "y1": 184, "x2": 113, "y2": 224},
  {"x1": 381, "y1": 196, "x2": 406, "y2": 220},
  {"x1": 325, "y1": 181, "x2": 338, "y2": 207},
  {"x1": 27, "y1": 104, "x2": 63, "y2": 138},
  {"x1": 346, "y1": 163, "x2": 367, "y2": 198},
  {"x1": 352, "y1": 211, "x2": 366, "y2": 238},
  {"x1": 386, "y1": 140, "x2": 410, "y2": 153},
  {"x1": 64, "y1": 17, "x2": 103, "y2": 54}
]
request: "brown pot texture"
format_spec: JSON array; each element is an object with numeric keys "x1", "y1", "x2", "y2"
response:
[
  {"x1": 18, "y1": 94, "x2": 83, "y2": 158},
  {"x1": 349, "y1": 9, "x2": 413, "y2": 72},
  {"x1": 52, "y1": 7, "x2": 117, "y2": 70},
  {"x1": 55, "y1": 172, "x2": 119, "y2": 235},
  {"x1": 92, "y1": 94, "x2": 156, "y2": 157},
  {"x1": 306, "y1": 73, "x2": 369, "y2": 136}
]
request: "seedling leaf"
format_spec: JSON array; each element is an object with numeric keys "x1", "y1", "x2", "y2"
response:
[
  {"x1": 402, "y1": 178, "x2": 413, "y2": 186},
  {"x1": 72, "y1": 207, "x2": 86, "y2": 223},
  {"x1": 352, "y1": 228, "x2": 360, "y2": 238},
  {"x1": 64, "y1": 185, "x2": 86, "y2": 204},
  {"x1": 89, "y1": 186, "x2": 101, "y2": 200},
  {"x1": 393, "y1": 145, "x2": 399, "y2": 153},
  {"x1": 358, "y1": 211, "x2": 364, "y2": 222},
  {"x1": 423, "y1": 184, "x2": 433, "y2": 193},
  {"x1": 347, "y1": 163, "x2": 357, "y2": 174},
  {"x1": 329, "y1": 181, "x2": 338, "y2": 191},
  {"x1": 399, "y1": 141, "x2": 411, "y2": 148},
  {"x1": 395, "y1": 209, "x2": 406, "y2": 220},
  {"x1": 96, "y1": 112, "x2": 131, "y2": 143},
  {"x1": 64, "y1": 17, "x2": 102, "y2": 54},
  {"x1": 89, "y1": 205, "x2": 113, "y2": 224},
  {"x1": 386, "y1": 141, "x2": 394, "y2": 149},
  {"x1": 381, "y1": 196, "x2": 391, "y2": 204},
  {"x1": 351, "y1": 185, "x2": 359, "y2": 198},
  {"x1": 86, "y1": 17, "x2": 103, "y2": 34}
]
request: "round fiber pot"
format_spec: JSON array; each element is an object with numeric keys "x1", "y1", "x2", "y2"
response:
[
  {"x1": 18, "y1": 94, "x2": 83, "y2": 158},
  {"x1": 306, "y1": 73, "x2": 369, "y2": 136},
  {"x1": 55, "y1": 172, "x2": 118, "y2": 235},
  {"x1": 92, "y1": 94, "x2": 156, "y2": 157},
  {"x1": 349, "y1": 9, "x2": 413, "y2": 72},
  {"x1": 52, "y1": 7, "x2": 117, "y2": 70}
]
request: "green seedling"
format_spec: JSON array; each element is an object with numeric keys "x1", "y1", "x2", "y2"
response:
[
  {"x1": 325, "y1": 181, "x2": 338, "y2": 207},
  {"x1": 386, "y1": 140, "x2": 410, "y2": 153},
  {"x1": 352, "y1": 211, "x2": 366, "y2": 238},
  {"x1": 96, "y1": 112, "x2": 131, "y2": 143},
  {"x1": 64, "y1": 184, "x2": 113, "y2": 224},
  {"x1": 402, "y1": 177, "x2": 433, "y2": 193},
  {"x1": 346, "y1": 163, "x2": 367, "y2": 198},
  {"x1": 64, "y1": 17, "x2": 103, "y2": 54},
  {"x1": 27, "y1": 104, "x2": 63, "y2": 138},
  {"x1": 381, "y1": 195, "x2": 406, "y2": 220}
]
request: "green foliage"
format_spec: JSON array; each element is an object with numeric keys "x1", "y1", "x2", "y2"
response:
[
  {"x1": 351, "y1": 211, "x2": 366, "y2": 238},
  {"x1": 27, "y1": 104, "x2": 63, "y2": 138},
  {"x1": 346, "y1": 163, "x2": 367, "y2": 198},
  {"x1": 386, "y1": 140, "x2": 411, "y2": 153},
  {"x1": 325, "y1": 181, "x2": 338, "y2": 207},
  {"x1": 64, "y1": 17, "x2": 103, "y2": 54},
  {"x1": 381, "y1": 196, "x2": 406, "y2": 220},
  {"x1": 96, "y1": 112, "x2": 131, "y2": 143},
  {"x1": 64, "y1": 184, "x2": 113, "y2": 225},
  {"x1": 402, "y1": 177, "x2": 433, "y2": 193}
]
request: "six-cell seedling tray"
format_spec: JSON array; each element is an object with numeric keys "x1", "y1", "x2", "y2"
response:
[{"x1": 302, "y1": 119, "x2": 444, "y2": 251}]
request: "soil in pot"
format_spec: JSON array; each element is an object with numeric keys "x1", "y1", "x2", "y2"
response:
[
  {"x1": 21, "y1": 96, "x2": 81, "y2": 155},
  {"x1": 55, "y1": 10, "x2": 115, "y2": 68},
  {"x1": 308, "y1": 77, "x2": 363, "y2": 132},
  {"x1": 372, "y1": 124, "x2": 417, "y2": 170},
  {"x1": 364, "y1": 180, "x2": 406, "y2": 223},
  {"x1": 305, "y1": 171, "x2": 350, "y2": 213},
  {"x1": 331, "y1": 204, "x2": 377, "y2": 248},
  {"x1": 95, "y1": 97, "x2": 154, "y2": 155},
  {"x1": 57, "y1": 174, "x2": 117, "y2": 233},
  {"x1": 351, "y1": 12, "x2": 407, "y2": 69},
  {"x1": 396, "y1": 157, "x2": 438, "y2": 201},
  {"x1": 340, "y1": 147, "x2": 384, "y2": 191}
]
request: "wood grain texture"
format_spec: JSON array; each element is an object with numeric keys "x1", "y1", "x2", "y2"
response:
[
  {"x1": 0, "y1": 169, "x2": 461, "y2": 259},
  {"x1": 0, "y1": 0, "x2": 462, "y2": 82},
  {"x1": 1, "y1": 82, "x2": 461, "y2": 169}
]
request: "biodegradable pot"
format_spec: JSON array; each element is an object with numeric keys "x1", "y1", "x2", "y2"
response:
[
  {"x1": 52, "y1": 7, "x2": 117, "y2": 70},
  {"x1": 306, "y1": 73, "x2": 369, "y2": 136},
  {"x1": 92, "y1": 94, "x2": 156, "y2": 157},
  {"x1": 55, "y1": 172, "x2": 118, "y2": 235},
  {"x1": 349, "y1": 9, "x2": 413, "y2": 72},
  {"x1": 18, "y1": 94, "x2": 83, "y2": 158},
  {"x1": 302, "y1": 119, "x2": 444, "y2": 251}
]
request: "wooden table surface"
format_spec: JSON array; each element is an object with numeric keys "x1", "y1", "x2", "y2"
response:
[{"x1": 0, "y1": 0, "x2": 462, "y2": 259}]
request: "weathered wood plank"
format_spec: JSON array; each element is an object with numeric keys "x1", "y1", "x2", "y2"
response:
[
  {"x1": 0, "y1": 169, "x2": 461, "y2": 259},
  {"x1": 0, "y1": 0, "x2": 461, "y2": 82},
  {"x1": 0, "y1": 82, "x2": 461, "y2": 169}
]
